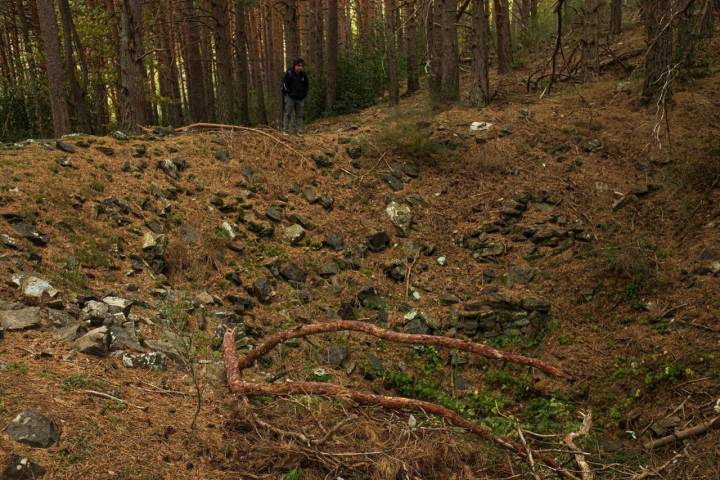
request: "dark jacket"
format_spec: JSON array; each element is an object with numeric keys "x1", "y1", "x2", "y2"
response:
[{"x1": 282, "y1": 68, "x2": 309, "y2": 101}]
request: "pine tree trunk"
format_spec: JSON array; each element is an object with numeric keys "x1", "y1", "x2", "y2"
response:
[
  {"x1": 17, "y1": 0, "x2": 44, "y2": 134},
  {"x1": 283, "y1": 0, "x2": 300, "y2": 65},
  {"x1": 470, "y1": 0, "x2": 490, "y2": 106},
  {"x1": 609, "y1": 0, "x2": 623, "y2": 35},
  {"x1": 326, "y1": 0, "x2": 339, "y2": 111},
  {"x1": 210, "y1": 0, "x2": 235, "y2": 123},
  {"x1": 199, "y1": 0, "x2": 216, "y2": 121},
  {"x1": 359, "y1": 0, "x2": 375, "y2": 54},
  {"x1": 35, "y1": 0, "x2": 70, "y2": 137},
  {"x1": 58, "y1": 0, "x2": 92, "y2": 132},
  {"x1": 439, "y1": 0, "x2": 459, "y2": 100},
  {"x1": 640, "y1": 0, "x2": 673, "y2": 102},
  {"x1": 234, "y1": 0, "x2": 250, "y2": 124},
  {"x1": 405, "y1": 0, "x2": 419, "y2": 94},
  {"x1": 156, "y1": 0, "x2": 183, "y2": 126},
  {"x1": 428, "y1": 0, "x2": 442, "y2": 97},
  {"x1": 181, "y1": 0, "x2": 209, "y2": 121},
  {"x1": 249, "y1": 11, "x2": 268, "y2": 125},
  {"x1": 494, "y1": 0, "x2": 512, "y2": 73},
  {"x1": 582, "y1": 0, "x2": 600, "y2": 80},
  {"x1": 384, "y1": 0, "x2": 399, "y2": 105},
  {"x1": 118, "y1": 0, "x2": 147, "y2": 132}
]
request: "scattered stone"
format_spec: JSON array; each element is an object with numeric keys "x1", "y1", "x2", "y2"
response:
[
  {"x1": 6, "y1": 220, "x2": 48, "y2": 246},
  {"x1": 95, "y1": 146, "x2": 115, "y2": 156},
  {"x1": 386, "y1": 201, "x2": 413, "y2": 236},
  {"x1": 612, "y1": 194, "x2": 637, "y2": 212},
  {"x1": 283, "y1": 224, "x2": 306, "y2": 245},
  {"x1": 221, "y1": 222, "x2": 237, "y2": 240},
  {"x1": 582, "y1": 139, "x2": 603, "y2": 153},
  {"x1": 288, "y1": 214, "x2": 314, "y2": 230},
  {"x1": 323, "y1": 232, "x2": 345, "y2": 251},
  {"x1": 102, "y1": 296, "x2": 133, "y2": 315},
  {"x1": 367, "y1": 231, "x2": 391, "y2": 252},
  {"x1": 111, "y1": 130, "x2": 129, "y2": 141},
  {"x1": 57, "y1": 157, "x2": 73, "y2": 167},
  {"x1": 0, "y1": 307, "x2": 42, "y2": 331},
  {"x1": 381, "y1": 174, "x2": 404, "y2": 191},
  {"x1": 265, "y1": 206, "x2": 284, "y2": 223},
  {"x1": 302, "y1": 186, "x2": 319, "y2": 204},
  {"x1": 142, "y1": 232, "x2": 167, "y2": 274},
  {"x1": 362, "y1": 353, "x2": 385, "y2": 379},
  {"x1": 55, "y1": 141, "x2": 76, "y2": 153},
  {"x1": 384, "y1": 260, "x2": 406, "y2": 282},
  {"x1": 280, "y1": 263, "x2": 307, "y2": 286},
  {"x1": 1, "y1": 233, "x2": 19, "y2": 249},
  {"x1": 437, "y1": 256, "x2": 447, "y2": 266},
  {"x1": 401, "y1": 163, "x2": 419, "y2": 178},
  {"x1": 121, "y1": 351, "x2": 167, "y2": 370},
  {"x1": 318, "y1": 261, "x2": 340, "y2": 277},
  {"x1": 319, "y1": 194, "x2": 335, "y2": 211},
  {"x1": 158, "y1": 159, "x2": 179, "y2": 179},
  {"x1": 1, "y1": 454, "x2": 46, "y2": 479},
  {"x1": 12, "y1": 275, "x2": 58, "y2": 300},
  {"x1": 72, "y1": 326, "x2": 110, "y2": 356},
  {"x1": 80, "y1": 300, "x2": 109, "y2": 326},
  {"x1": 327, "y1": 345, "x2": 349, "y2": 367},
  {"x1": 313, "y1": 154, "x2": 334, "y2": 168},
  {"x1": 346, "y1": 145, "x2": 362, "y2": 159},
  {"x1": 252, "y1": 277, "x2": 274, "y2": 303},
  {"x1": 6, "y1": 410, "x2": 60, "y2": 448},
  {"x1": 357, "y1": 286, "x2": 385, "y2": 309}
]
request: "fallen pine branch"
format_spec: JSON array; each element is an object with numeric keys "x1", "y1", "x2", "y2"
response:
[
  {"x1": 565, "y1": 410, "x2": 593, "y2": 480},
  {"x1": 84, "y1": 390, "x2": 147, "y2": 411},
  {"x1": 643, "y1": 415, "x2": 719, "y2": 449},
  {"x1": 234, "y1": 320, "x2": 567, "y2": 378},
  {"x1": 173, "y1": 122, "x2": 309, "y2": 165},
  {"x1": 223, "y1": 329, "x2": 578, "y2": 480}
]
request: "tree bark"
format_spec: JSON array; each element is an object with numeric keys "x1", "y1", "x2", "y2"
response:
[
  {"x1": 117, "y1": 0, "x2": 147, "y2": 132},
  {"x1": 494, "y1": 0, "x2": 512, "y2": 73},
  {"x1": 609, "y1": 0, "x2": 622, "y2": 35},
  {"x1": 470, "y1": 0, "x2": 490, "y2": 106},
  {"x1": 248, "y1": 10, "x2": 268, "y2": 125},
  {"x1": 199, "y1": 0, "x2": 216, "y2": 121},
  {"x1": 35, "y1": 0, "x2": 70, "y2": 137},
  {"x1": 283, "y1": 0, "x2": 301, "y2": 66},
  {"x1": 405, "y1": 0, "x2": 419, "y2": 94},
  {"x1": 384, "y1": 0, "x2": 399, "y2": 105},
  {"x1": 16, "y1": 0, "x2": 44, "y2": 134},
  {"x1": 582, "y1": 0, "x2": 600, "y2": 80},
  {"x1": 439, "y1": 0, "x2": 459, "y2": 100},
  {"x1": 326, "y1": 0, "x2": 339, "y2": 111},
  {"x1": 640, "y1": 0, "x2": 673, "y2": 102},
  {"x1": 210, "y1": 0, "x2": 235, "y2": 123},
  {"x1": 155, "y1": 0, "x2": 183, "y2": 126},
  {"x1": 234, "y1": 0, "x2": 250, "y2": 125},
  {"x1": 427, "y1": 0, "x2": 442, "y2": 97},
  {"x1": 57, "y1": 0, "x2": 91, "y2": 132},
  {"x1": 181, "y1": 0, "x2": 209, "y2": 121}
]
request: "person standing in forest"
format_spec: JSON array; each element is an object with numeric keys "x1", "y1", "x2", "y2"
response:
[{"x1": 281, "y1": 59, "x2": 309, "y2": 135}]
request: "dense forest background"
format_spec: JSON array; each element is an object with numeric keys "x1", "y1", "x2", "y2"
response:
[{"x1": 0, "y1": 0, "x2": 718, "y2": 141}]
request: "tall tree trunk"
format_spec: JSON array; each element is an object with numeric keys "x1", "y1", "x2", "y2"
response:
[
  {"x1": 384, "y1": 0, "x2": 399, "y2": 105},
  {"x1": 58, "y1": 0, "x2": 91, "y2": 132},
  {"x1": 494, "y1": 0, "x2": 512, "y2": 73},
  {"x1": 35, "y1": 0, "x2": 70, "y2": 136},
  {"x1": 699, "y1": 0, "x2": 719, "y2": 37},
  {"x1": 405, "y1": 0, "x2": 419, "y2": 94},
  {"x1": 439, "y1": 0, "x2": 459, "y2": 100},
  {"x1": 283, "y1": 0, "x2": 300, "y2": 65},
  {"x1": 16, "y1": 0, "x2": 44, "y2": 134},
  {"x1": 470, "y1": 0, "x2": 490, "y2": 106},
  {"x1": 609, "y1": 0, "x2": 623, "y2": 35},
  {"x1": 640, "y1": 0, "x2": 673, "y2": 102},
  {"x1": 676, "y1": 0, "x2": 700, "y2": 67},
  {"x1": 210, "y1": 0, "x2": 235, "y2": 123},
  {"x1": 428, "y1": 0, "x2": 442, "y2": 97},
  {"x1": 234, "y1": 0, "x2": 250, "y2": 124},
  {"x1": 157, "y1": 0, "x2": 183, "y2": 126},
  {"x1": 181, "y1": 0, "x2": 209, "y2": 121},
  {"x1": 327, "y1": 0, "x2": 339, "y2": 111},
  {"x1": 118, "y1": 0, "x2": 147, "y2": 132},
  {"x1": 199, "y1": 0, "x2": 216, "y2": 121},
  {"x1": 248, "y1": 11, "x2": 268, "y2": 125},
  {"x1": 582, "y1": 0, "x2": 600, "y2": 80},
  {"x1": 359, "y1": 0, "x2": 375, "y2": 54}
]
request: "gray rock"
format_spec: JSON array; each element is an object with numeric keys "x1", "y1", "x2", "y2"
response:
[
  {"x1": 367, "y1": 231, "x2": 391, "y2": 252},
  {"x1": 402, "y1": 163, "x2": 419, "y2": 178},
  {"x1": 302, "y1": 186, "x2": 319, "y2": 204},
  {"x1": 0, "y1": 308, "x2": 42, "y2": 331},
  {"x1": 280, "y1": 263, "x2": 307, "y2": 286},
  {"x1": 95, "y1": 146, "x2": 114, "y2": 156},
  {"x1": 55, "y1": 141, "x2": 76, "y2": 153},
  {"x1": 1, "y1": 233, "x2": 19, "y2": 249},
  {"x1": 6, "y1": 411, "x2": 59, "y2": 448},
  {"x1": 7, "y1": 221, "x2": 48, "y2": 246},
  {"x1": 319, "y1": 261, "x2": 340, "y2": 277},
  {"x1": 283, "y1": 224, "x2": 305, "y2": 245},
  {"x1": 158, "y1": 159, "x2": 179, "y2": 179},
  {"x1": 612, "y1": 194, "x2": 636, "y2": 212},
  {"x1": 111, "y1": 130, "x2": 129, "y2": 141},
  {"x1": 386, "y1": 201, "x2": 413, "y2": 236},
  {"x1": 323, "y1": 232, "x2": 345, "y2": 251},
  {"x1": 404, "y1": 317, "x2": 429, "y2": 335},
  {"x1": 381, "y1": 174, "x2": 404, "y2": 191},
  {"x1": 12, "y1": 275, "x2": 58, "y2": 300},
  {"x1": 121, "y1": 351, "x2": 167, "y2": 370},
  {"x1": 265, "y1": 206, "x2": 284, "y2": 223},
  {"x1": 346, "y1": 145, "x2": 362, "y2": 159},
  {"x1": 253, "y1": 277, "x2": 274, "y2": 303},
  {"x1": 110, "y1": 323, "x2": 143, "y2": 351},
  {"x1": 80, "y1": 300, "x2": 110, "y2": 326},
  {"x1": 327, "y1": 345, "x2": 349, "y2": 367},
  {"x1": 2, "y1": 454, "x2": 46, "y2": 479},
  {"x1": 215, "y1": 149, "x2": 230, "y2": 161},
  {"x1": 142, "y1": 232, "x2": 167, "y2": 273},
  {"x1": 313, "y1": 154, "x2": 334, "y2": 168},
  {"x1": 384, "y1": 260, "x2": 406, "y2": 282},
  {"x1": 102, "y1": 296, "x2": 133, "y2": 315},
  {"x1": 288, "y1": 214, "x2": 314, "y2": 230},
  {"x1": 72, "y1": 326, "x2": 110, "y2": 356}
]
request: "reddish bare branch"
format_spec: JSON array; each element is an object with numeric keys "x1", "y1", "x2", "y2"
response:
[
  {"x1": 223, "y1": 329, "x2": 578, "y2": 480},
  {"x1": 234, "y1": 320, "x2": 566, "y2": 378}
]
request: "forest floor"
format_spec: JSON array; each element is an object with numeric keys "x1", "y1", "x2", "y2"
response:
[{"x1": 1, "y1": 29, "x2": 719, "y2": 480}]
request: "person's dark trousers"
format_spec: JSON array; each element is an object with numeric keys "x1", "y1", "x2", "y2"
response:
[{"x1": 283, "y1": 94, "x2": 304, "y2": 134}]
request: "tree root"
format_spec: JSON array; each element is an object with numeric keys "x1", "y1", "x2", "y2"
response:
[
  {"x1": 223, "y1": 328, "x2": 578, "y2": 480},
  {"x1": 233, "y1": 320, "x2": 567, "y2": 378}
]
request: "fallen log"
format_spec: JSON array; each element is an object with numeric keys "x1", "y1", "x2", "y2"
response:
[{"x1": 643, "y1": 415, "x2": 719, "y2": 449}]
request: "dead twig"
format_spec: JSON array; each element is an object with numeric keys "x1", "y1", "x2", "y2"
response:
[
  {"x1": 565, "y1": 410, "x2": 594, "y2": 480},
  {"x1": 632, "y1": 452, "x2": 683, "y2": 479},
  {"x1": 517, "y1": 426, "x2": 541, "y2": 480},
  {"x1": 643, "y1": 415, "x2": 719, "y2": 449},
  {"x1": 83, "y1": 390, "x2": 147, "y2": 411}
]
